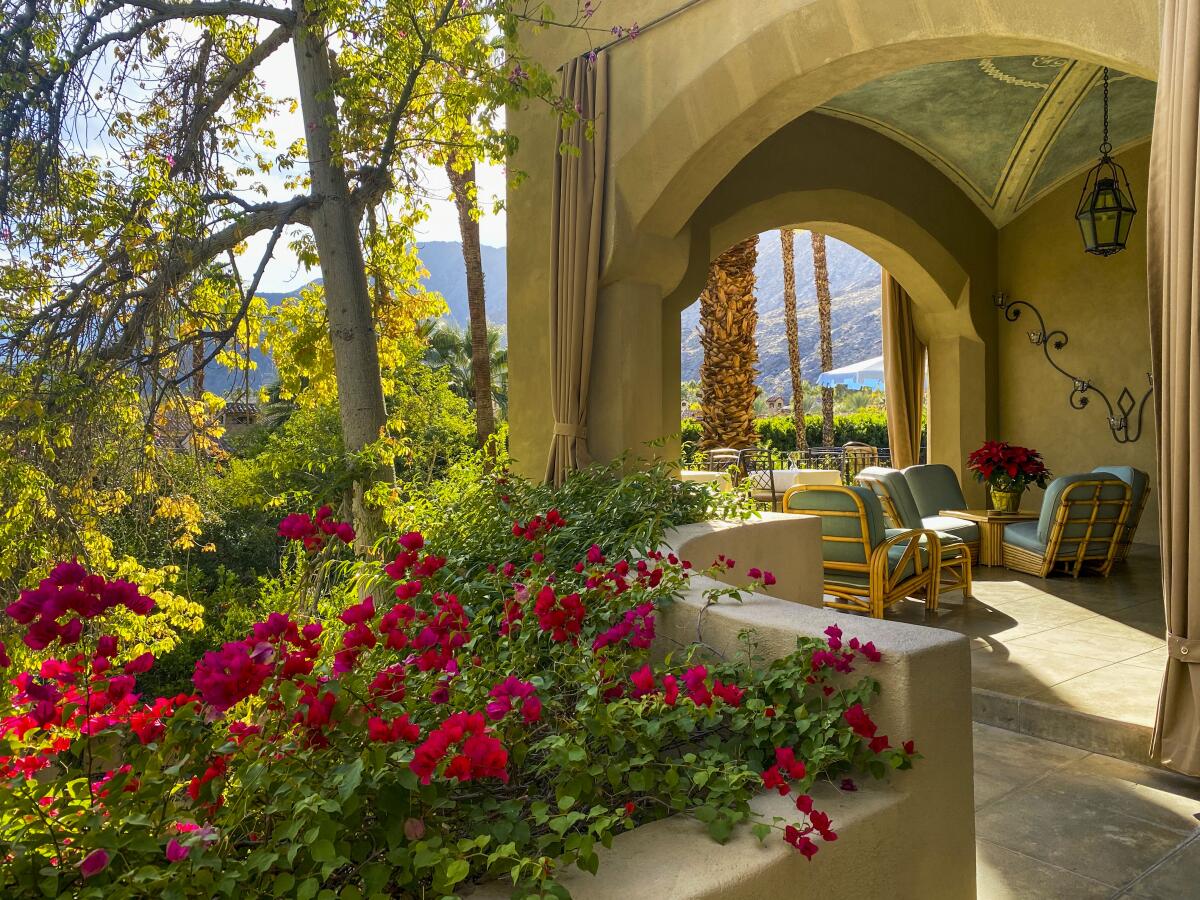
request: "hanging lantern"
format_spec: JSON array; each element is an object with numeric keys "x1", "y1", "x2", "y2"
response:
[{"x1": 1075, "y1": 68, "x2": 1137, "y2": 256}]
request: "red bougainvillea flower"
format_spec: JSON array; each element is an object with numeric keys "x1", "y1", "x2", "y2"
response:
[
  {"x1": 628, "y1": 665, "x2": 656, "y2": 699},
  {"x1": 367, "y1": 714, "x2": 421, "y2": 743},
  {"x1": 486, "y1": 676, "x2": 540, "y2": 724},
  {"x1": 903, "y1": 739, "x2": 916, "y2": 755},
  {"x1": 843, "y1": 703, "x2": 877, "y2": 739},
  {"x1": 661, "y1": 674, "x2": 679, "y2": 706},
  {"x1": 410, "y1": 711, "x2": 509, "y2": 784},
  {"x1": 840, "y1": 777, "x2": 858, "y2": 792},
  {"x1": 784, "y1": 825, "x2": 819, "y2": 859},
  {"x1": 79, "y1": 848, "x2": 109, "y2": 878},
  {"x1": 795, "y1": 794, "x2": 813, "y2": 814},
  {"x1": 193, "y1": 643, "x2": 271, "y2": 712},
  {"x1": 532, "y1": 585, "x2": 585, "y2": 641}
]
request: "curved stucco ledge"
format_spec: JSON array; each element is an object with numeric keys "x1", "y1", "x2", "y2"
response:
[{"x1": 476, "y1": 517, "x2": 977, "y2": 898}]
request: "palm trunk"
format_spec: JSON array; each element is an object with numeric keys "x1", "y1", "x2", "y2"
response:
[
  {"x1": 445, "y1": 156, "x2": 495, "y2": 446},
  {"x1": 293, "y1": 3, "x2": 391, "y2": 543},
  {"x1": 698, "y1": 236, "x2": 759, "y2": 449},
  {"x1": 811, "y1": 231, "x2": 835, "y2": 446},
  {"x1": 780, "y1": 229, "x2": 806, "y2": 451}
]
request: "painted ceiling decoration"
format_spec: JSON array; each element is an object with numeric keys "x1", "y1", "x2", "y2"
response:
[{"x1": 817, "y1": 56, "x2": 1156, "y2": 226}]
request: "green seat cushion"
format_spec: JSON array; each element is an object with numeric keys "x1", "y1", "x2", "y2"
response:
[
  {"x1": 919, "y1": 515, "x2": 980, "y2": 544},
  {"x1": 860, "y1": 466, "x2": 923, "y2": 529},
  {"x1": 903, "y1": 464, "x2": 969, "y2": 519},
  {"x1": 1003, "y1": 520, "x2": 1044, "y2": 554},
  {"x1": 885, "y1": 528, "x2": 964, "y2": 546}
]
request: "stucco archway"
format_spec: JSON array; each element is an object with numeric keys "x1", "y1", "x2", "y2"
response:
[{"x1": 603, "y1": 0, "x2": 1160, "y2": 273}]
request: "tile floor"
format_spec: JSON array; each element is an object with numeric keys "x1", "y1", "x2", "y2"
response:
[
  {"x1": 888, "y1": 544, "x2": 1166, "y2": 746},
  {"x1": 974, "y1": 723, "x2": 1200, "y2": 899}
]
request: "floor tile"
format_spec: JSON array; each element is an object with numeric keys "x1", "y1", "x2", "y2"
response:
[
  {"x1": 1008, "y1": 623, "x2": 1164, "y2": 663},
  {"x1": 1124, "y1": 647, "x2": 1168, "y2": 671},
  {"x1": 972, "y1": 723, "x2": 1088, "y2": 808},
  {"x1": 1122, "y1": 835, "x2": 1200, "y2": 898},
  {"x1": 970, "y1": 644, "x2": 1112, "y2": 698},
  {"x1": 976, "y1": 840, "x2": 1114, "y2": 899},
  {"x1": 1029, "y1": 663, "x2": 1163, "y2": 728},
  {"x1": 975, "y1": 774, "x2": 1190, "y2": 887}
]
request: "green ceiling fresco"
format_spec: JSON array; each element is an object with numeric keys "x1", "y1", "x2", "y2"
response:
[
  {"x1": 817, "y1": 56, "x2": 1155, "y2": 226},
  {"x1": 1026, "y1": 73, "x2": 1157, "y2": 199}
]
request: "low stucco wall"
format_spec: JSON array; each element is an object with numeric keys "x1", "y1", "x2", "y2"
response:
[
  {"x1": 479, "y1": 517, "x2": 976, "y2": 898},
  {"x1": 663, "y1": 513, "x2": 824, "y2": 608}
]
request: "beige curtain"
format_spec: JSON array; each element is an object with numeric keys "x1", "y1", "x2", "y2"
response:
[
  {"x1": 1150, "y1": 0, "x2": 1200, "y2": 775},
  {"x1": 545, "y1": 53, "x2": 609, "y2": 486},
  {"x1": 882, "y1": 271, "x2": 926, "y2": 469}
]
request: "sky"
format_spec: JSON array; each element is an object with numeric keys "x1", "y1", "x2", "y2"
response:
[{"x1": 242, "y1": 36, "x2": 508, "y2": 294}]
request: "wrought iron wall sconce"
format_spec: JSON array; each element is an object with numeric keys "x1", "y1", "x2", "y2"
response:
[{"x1": 993, "y1": 291, "x2": 1153, "y2": 444}]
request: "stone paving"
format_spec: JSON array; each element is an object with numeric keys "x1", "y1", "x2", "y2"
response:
[
  {"x1": 888, "y1": 543, "x2": 1165, "y2": 761},
  {"x1": 973, "y1": 724, "x2": 1200, "y2": 899}
]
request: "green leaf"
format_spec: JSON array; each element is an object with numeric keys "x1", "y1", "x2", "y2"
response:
[
  {"x1": 443, "y1": 858, "x2": 470, "y2": 887},
  {"x1": 310, "y1": 839, "x2": 336, "y2": 863}
]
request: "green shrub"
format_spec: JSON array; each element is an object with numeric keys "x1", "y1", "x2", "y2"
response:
[
  {"x1": 1, "y1": 464, "x2": 917, "y2": 898},
  {"x1": 683, "y1": 411, "x2": 914, "y2": 456}
]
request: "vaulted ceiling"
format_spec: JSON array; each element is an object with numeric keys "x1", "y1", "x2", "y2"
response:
[{"x1": 817, "y1": 56, "x2": 1156, "y2": 227}]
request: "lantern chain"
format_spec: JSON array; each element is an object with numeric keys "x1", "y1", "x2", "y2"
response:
[{"x1": 1100, "y1": 67, "x2": 1112, "y2": 157}]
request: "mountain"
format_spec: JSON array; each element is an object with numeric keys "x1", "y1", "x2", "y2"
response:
[
  {"x1": 680, "y1": 233, "x2": 883, "y2": 398},
  {"x1": 414, "y1": 241, "x2": 508, "y2": 328},
  {"x1": 204, "y1": 241, "x2": 507, "y2": 396}
]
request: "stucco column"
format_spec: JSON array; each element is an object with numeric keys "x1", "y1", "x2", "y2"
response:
[
  {"x1": 587, "y1": 280, "x2": 670, "y2": 464},
  {"x1": 927, "y1": 334, "x2": 988, "y2": 506}
]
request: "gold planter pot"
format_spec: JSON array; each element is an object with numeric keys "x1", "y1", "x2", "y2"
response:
[{"x1": 990, "y1": 487, "x2": 1022, "y2": 513}]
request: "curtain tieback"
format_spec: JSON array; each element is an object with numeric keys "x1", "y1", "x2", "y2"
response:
[
  {"x1": 1167, "y1": 632, "x2": 1200, "y2": 662},
  {"x1": 553, "y1": 421, "x2": 588, "y2": 439}
]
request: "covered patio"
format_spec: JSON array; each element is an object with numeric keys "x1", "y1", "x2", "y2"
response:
[{"x1": 507, "y1": 0, "x2": 1200, "y2": 832}]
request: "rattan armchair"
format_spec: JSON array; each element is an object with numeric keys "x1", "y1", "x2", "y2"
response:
[
  {"x1": 1091, "y1": 466, "x2": 1150, "y2": 563},
  {"x1": 855, "y1": 466, "x2": 973, "y2": 599},
  {"x1": 782, "y1": 484, "x2": 941, "y2": 618},
  {"x1": 1002, "y1": 474, "x2": 1132, "y2": 577}
]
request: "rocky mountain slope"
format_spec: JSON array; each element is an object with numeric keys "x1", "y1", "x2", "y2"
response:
[{"x1": 681, "y1": 233, "x2": 883, "y2": 397}]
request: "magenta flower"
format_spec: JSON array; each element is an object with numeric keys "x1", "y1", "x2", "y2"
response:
[
  {"x1": 80, "y1": 848, "x2": 109, "y2": 878},
  {"x1": 165, "y1": 838, "x2": 190, "y2": 862}
]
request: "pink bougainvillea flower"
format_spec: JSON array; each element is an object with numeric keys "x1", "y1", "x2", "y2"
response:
[
  {"x1": 840, "y1": 777, "x2": 858, "y2": 792},
  {"x1": 165, "y1": 838, "x2": 190, "y2": 862},
  {"x1": 79, "y1": 848, "x2": 109, "y2": 878}
]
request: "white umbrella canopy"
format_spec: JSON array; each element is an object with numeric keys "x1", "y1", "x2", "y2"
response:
[{"x1": 816, "y1": 355, "x2": 885, "y2": 391}]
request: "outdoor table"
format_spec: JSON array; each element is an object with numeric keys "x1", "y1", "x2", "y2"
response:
[
  {"x1": 940, "y1": 508, "x2": 1039, "y2": 566},
  {"x1": 680, "y1": 470, "x2": 733, "y2": 491},
  {"x1": 763, "y1": 468, "x2": 843, "y2": 491}
]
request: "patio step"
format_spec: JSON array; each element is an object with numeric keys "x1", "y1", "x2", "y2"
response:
[{"x1": 972, "y1": 686, "x2": 1158, "y2": 767}]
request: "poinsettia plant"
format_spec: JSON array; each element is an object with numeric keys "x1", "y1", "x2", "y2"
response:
[
  {"x1": 1, "y1": 474, "x2": 918, "y2": 898},
  {"x1": 966, "y1": 441, "x2": 1052, "y2": 492}
]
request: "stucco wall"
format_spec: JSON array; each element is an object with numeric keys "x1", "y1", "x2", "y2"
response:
[
  {"x1": 508, "y1": 0, "x2": 1159, "y2": 481},
  {"x1": 474, "y1": 515, "x2": 977, "y2": 899},
  {"x1": 997, "y1": 142, "x2": 1157, "y2": 543}
]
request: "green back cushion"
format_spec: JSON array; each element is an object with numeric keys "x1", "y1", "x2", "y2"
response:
[
  {"x1": 860, "y1": 466, "x2": 923, "y2": 529},
  {"x1": 787, "y1": 486, "x2": 886, "y2": 567},
  {"x1": 1036, "y1": 474, "x2": 1130, "y2": 545},
  {"x1": 1092, "y1": 466, "x2": 1149, "y2": 524},
  {"x1": 903, "y1": 464, "x2": 968, "y2": 519}
]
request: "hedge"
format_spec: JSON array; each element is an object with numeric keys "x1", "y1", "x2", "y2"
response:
[{"x1": 681, "y1": 412, "x2": 922, "y2": 453}]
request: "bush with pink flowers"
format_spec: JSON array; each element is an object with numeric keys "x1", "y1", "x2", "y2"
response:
[{"x1": 1, "y1": 466, "x2": 917, "y2": 898}]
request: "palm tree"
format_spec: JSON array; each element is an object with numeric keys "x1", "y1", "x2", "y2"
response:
[
  {"x1": 445, "y1": 151, "x2": 496, "y2": 446},
  {"x1": 811, "y1": 231, "x2": 835, "y2": 446},
  {"x1": 698, "y1": 236, "x2": 759, "y2": 449},
  {"x1": 424, "y1": 322, "x2": 507, "y2": 420},
  {"x1": 780, "y1": 228, "x2": 806, "y2": 451}
]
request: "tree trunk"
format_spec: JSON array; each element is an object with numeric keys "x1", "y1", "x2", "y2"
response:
[
  {"x1": 698, "y1": 236, "x2": 759, "y2": 449},
  {"x1": 780, "y1": 228, "x2": 806, "y2": 451},
  {"x1": 445, "y1": 156, "x2": 496, "y2": 447},
  {"x1": 293, "y1": 3, "x2": 391, "y2": 543},
  {"x1": 191, "y1": 339, "x2": 205, "y2": 401},
  {"x1": 811, "y1": 230, "x2": 835, "y2": 446}
]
